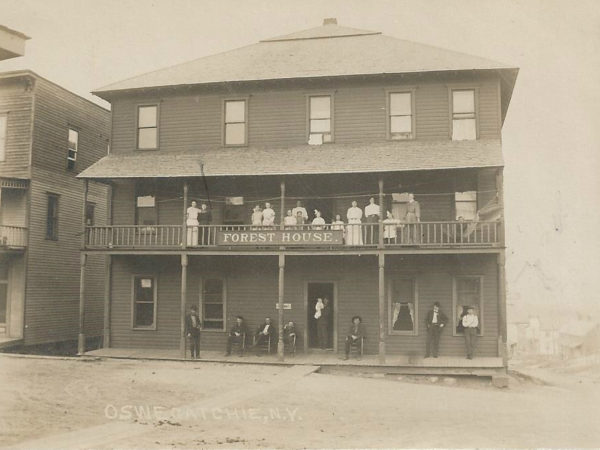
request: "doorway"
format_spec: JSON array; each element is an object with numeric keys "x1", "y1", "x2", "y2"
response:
[{"x1": 306, "y1": 282, "x2": 335, "y2": 349}]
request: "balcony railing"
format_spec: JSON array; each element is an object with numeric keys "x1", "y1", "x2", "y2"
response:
[
  {"x1": 85, "y1": 221, "x2": 501, "y2": 250},
  {"x1": 0, "y1": 225, "x2": 28, "y2": 248}
]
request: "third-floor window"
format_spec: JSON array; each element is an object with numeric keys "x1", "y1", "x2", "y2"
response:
[
  {"x1": 451, "y1": 89, "x2": 477, "y2": 141},
  {"x1": 308, "y1": 95, "x2": 332, "y2": 144},
  {"x1": 389, "y1": 92, "x2": 414, "y2": 140},
  {"x1": 224, "y1": 99, "x2": 247, "y2": 146},
  {"x1": 137, "y1": 105, "x2": 158, "y2": 149}
]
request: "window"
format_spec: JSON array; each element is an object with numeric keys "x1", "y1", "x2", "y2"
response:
[
  {"x1": 201, "y1": 278, "x2": 225, "y2": 330},
  {"x1": 67, "y1": 128, "x2": 78, "y2": 170},
  {"x1": 308, "y1": 95, "x2": 332, "y2": 144},
  {"x1": 388, "y1": 278, "x2": 418, "y2": 335},
  {"x1": 389, "y1": 92, "x2": 413, "y2": 140},
  {"x1": 85, "y1": 202, "x2": 95, "y2": 227},
  {"x1": 137, "y1": 105, "x2": 158, "y2": 149},
  {"x1": 224, "y1": 100, "x2": 247, "y2": 146},
  {"x1": 455, "y1": 191, "x2": 477, "y2": 221},
  {"x1": 46, "y1": 194, "x2": 59, "y2": 240},
  {"x1": 0, "y1": 113, "x2": 7, "y2": 162},
  {"x1": 451, "y1": 89, "x2": 477, "y2": 140},
  {"x1": 133, "y1": 276, "x2": 156, "y2": 329},
  {"x1": 135, "y1": 184, "x2": 157, "y2": 226},
  {"x1": 453, "y1": 276, "x2": 483, "y2": 335}
]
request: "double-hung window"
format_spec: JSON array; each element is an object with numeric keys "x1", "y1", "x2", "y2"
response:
[
  {"x1": 201, "y1": 278, "x2": 225, "y2": 330},
  {"x1": 308, "y1": 95, "x2": 332, "y2": 144},
  {"x1": 451, "y1": 89, "x2": 477, "y2": 140},
  {"x1": 46, "y1": 193, "x2": 59, "y2": 240},
  {"x1": 67, "y1": 128, "x2": 79, "y2": 170},
  {"x1": 0, "y1": 113, "x2": 7, "y2": 162},
  {"x1": 137, "y1": 105, "x2": 158, "y2": 149},
  {"x1": 133, "y1": 276, "x2": 157, "y2": 329},
  {"x1": 389, "y1": 92, "x2": 414, "y2": 140},
  {"x1": 224, "y1": 100, "x2": 247, "y2": 146}
]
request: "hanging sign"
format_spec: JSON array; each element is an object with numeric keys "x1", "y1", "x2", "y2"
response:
[{"x1": 216, "y1": 229, "x2": 343, "y2": 246}]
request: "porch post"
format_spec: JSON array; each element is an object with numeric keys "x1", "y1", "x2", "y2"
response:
[
  {"x1": 496, "y1": 168, "x2": 505, "y2": 245},
  {"x1": 277, "y1": 253, "x2": 285, "y2": 361},
  {"x1": 77, "y1": 179, "x2": 89, "y2": 355},
  {"x1": 378, "y1": 252, "x2": 386, "y2": 363},
  {"x1": 103, "y1": 184, "x2": 113, "y2": 348},
  {"x1": 182, "y1": 180, "x2": 188, "y2": 249},
  {"x1": 180, "y1": 253, "x2": 188, "y2": 358},
  {"x1": 378, "y1": 178, "x2": 384, "y2": 249},
  {"x1": 498, "y1": 251, "x2": 507, "y2": 366},
  {"x1": 280, "y1": 179, "x2": 285, "y2": 230}
]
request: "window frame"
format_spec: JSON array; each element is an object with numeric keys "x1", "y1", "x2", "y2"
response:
[
  {"x1": 134, "y1": 182, "x2": 158, "y2": 226},
  {"x1": 45, "y1": 193, "x2": 60, "y2": 241},
  {"x1": 66, "y1": 127, "x2": 79, "y2": 170},
  {"x1": 199, "y1": 277, "x2": 227, "y2": 332},
  {"x1": 0, "y1": 112, "x2": 8, "y2": 162},
  {"x1": 306, "y1": 93, "x2": 334, "y2": 144},
  {"x1": 386, "y1": 88, "x2": 416, "y2": 141},
  {"x1": 131, "y1": 274, "x2": 158, "y2": 330},
  {"x1": 452, "y1": 275, "x2": 484, "y2": 336},
  {"x1": 222, "y1": 98, "x2": 248, "y2": 147},
  {"x1": 387, "y1": 277, "x2": 419, "y2": 336},
  {"x1": 136, "y1": 104, "x2": 159, "y2": 150},
  {"x1": 449, "y1": 87, "x2": 479, "y2": 141},
  {"x1": 85, "y1": 201, "x2": 96, "y2": 227}
]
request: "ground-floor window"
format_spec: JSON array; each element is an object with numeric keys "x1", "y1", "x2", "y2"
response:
[
  {"x1": 132, "y1": 275, "x2": 157, "y2": 329},
  {"x1": 453, "y1": 276, "x2": 483, "y2": 335},
  {"x1": 389, "y1": 278, "x2": 418, "y2": 335},
  {"x1": 201, "y1": 278, "x2": 225, "y2": 330}
]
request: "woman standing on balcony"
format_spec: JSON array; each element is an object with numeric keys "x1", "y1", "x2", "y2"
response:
[
  {"x1": 312, "y1": 209, "x2": 326, "y2": 230},
  {"x1": 186, "y1": 201, "x2": 200, "y2": 246},
  {"x1": 346, "y1": 201, "x2": 363, "y2": 246},
  {"x1": 403, "y1": 193, "x2": 421, "y2": 244},
  {"x1": 251, "y1": 205, "x2": 263, "y2": 229}
]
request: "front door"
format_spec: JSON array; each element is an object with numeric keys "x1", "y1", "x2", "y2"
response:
[{"x1": 307, "y1": 282, "x2": 335, "y2": 349}]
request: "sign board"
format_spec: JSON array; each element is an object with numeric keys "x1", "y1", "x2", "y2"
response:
[
  {"x1": 216, "y1": 229, "x2": 343, "y2": 246},
  {"x1": 275, "y1": 303, "x2": 292, "y2": 310}
]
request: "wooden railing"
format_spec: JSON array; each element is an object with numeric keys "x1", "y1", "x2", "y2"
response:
[
  {"x1": 0, "y1": 225, "x2": 28, "y2": 248},
  {"x1": 85, "y1": 221, "x2": 500, "y2": 250}
]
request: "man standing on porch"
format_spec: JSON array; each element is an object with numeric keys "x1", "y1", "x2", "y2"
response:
[
  {"x1": 425, "y1": 302, "x2": 448, "y2": 358},
  {"x1": 317, "y1": 297, "x2": 331, "y2": 349},
  {"x1": 185, "y1": 305, "x2": 201, "y2": 359},
  {"x1": 462, "y1": 306, "x2": 479, "y2": 359}
]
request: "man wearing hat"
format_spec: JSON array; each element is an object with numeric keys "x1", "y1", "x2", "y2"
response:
[
  {"x1": 185, "y1": 305, "x2": 201, "y2": 359},
  {"x1": 424, "y1": 302, "x2": 448, "y2": 358}
]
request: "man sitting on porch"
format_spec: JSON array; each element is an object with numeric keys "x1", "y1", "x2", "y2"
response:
[
  {"x1": 344, "y1": 316, "x2": 366, "y2": 360},
  {"x1": 253, "y1": 317, "x2": 275, "y2": 355},
  {"x1": 225, "y1": 316, "x2": 247, "y2": 356}
]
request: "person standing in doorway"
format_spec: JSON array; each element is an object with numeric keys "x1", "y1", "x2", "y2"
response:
[
  {"x1": 185, "y1": 305, "x2": 201, "y2": 359},
  {"x1": 317, "y1": 297, "x2": 331, "y2": 349},
  {"x1": 462, "y1": 306, "x2": 479, "y2": 359},
  {"x1": 425, "y1": 302, "x2": 448, "y2": 358}
]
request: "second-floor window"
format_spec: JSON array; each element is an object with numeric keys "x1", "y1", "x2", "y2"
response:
[
  {"x1": 137, "y1": 105, "x2": 158, "y2": 149},
  {"x1": 46, "y1": 193, "x2": 59, "y2": 240},
  {"x1": 308, "y1": 95, "x2": 332, "y2": 144},
  {"x1": 67, "y1": 128, "x2": 78, "y2": 170},
  {"x1": 136, "y1": 194, "x2": 157, "y2": 226},
  {"x1": 455, "y1": 191, "x2": 477, "y2": 221},
  {"x1": 0, "y1": 113, "x2": 7, "y2": 162},
  {"x1": 85, "y1": 202, "x2": 95, "y2": 226},
  {"x1": 389, "y1": 92, "x2": 413, "y2": 140},
  {"x1": 451, "y1": 89, "x2": 477, "y2": 141},
  {"x1": 224, "y1": 100, "x2": 247, "y2": 146}
]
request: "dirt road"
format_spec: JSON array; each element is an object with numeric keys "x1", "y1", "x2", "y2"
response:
[{"x1": 1, "y1": 355, "x2": 599, "y2": 448}]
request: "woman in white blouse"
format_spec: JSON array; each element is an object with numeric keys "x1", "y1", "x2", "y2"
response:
[{"x1": 346, "y1": 201, "x2": 363, "y2": 245}]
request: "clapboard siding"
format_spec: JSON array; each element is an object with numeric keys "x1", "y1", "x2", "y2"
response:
[
  {"x1": 0, "y1": 77, "x2": 33, "y2": 179},
  {"x1": 109, "y1": 75, "x2": 501, "y2": 154},
  {"x1": 108, "y1": 254, "x2": 498, "y2": 357}
]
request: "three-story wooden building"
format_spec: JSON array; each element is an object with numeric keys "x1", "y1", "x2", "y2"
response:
[{"x1": 79, "y1": 20, "x2": 517, "y2": 367}]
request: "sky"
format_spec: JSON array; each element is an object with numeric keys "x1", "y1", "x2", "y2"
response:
[{"x1": 1, "y1": 0, "x2": 599, "y2": 317}]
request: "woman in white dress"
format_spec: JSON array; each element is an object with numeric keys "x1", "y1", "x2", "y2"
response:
[
  {"x1": 383, "y1": 210, "x2": 399, "y2": 244},
  {"x1": 186, "y1": 201, "x2": 200, "y2": 246},
  {"x1": 311, "y1": 209, "x2": 326, "y2": 230},
  {"x1": 331, "y1": 214, "x2": 345, "y2": 243},
  {"x1": 346, "y1": 201, "x2": 363, "y2": 245},
  {"x1": 251, "y1": 205, "x2": 263, "y2": 229}
]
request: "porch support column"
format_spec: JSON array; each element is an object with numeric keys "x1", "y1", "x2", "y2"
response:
[
  {"x1": 182, "y1": 180, "x2": 188, "y2": 249},
  {"x1": 496, "y1": 168, "x2": 505, "y2": 245},
  {"x1": 180, "y1": 253, "x2": 188, "y2": 358},
  {"x1": 277, "y1": 253, "x2": 285, "y2": 361},
  {"x1": 280, "y1": 180, "x2": 285, "y2": 230},
  {"x1": 378, "y1": 178, "x2": 384, "y2": 249},
  {"x1": 103, "y1": 183, "x2": 113, "y2": 348},
  {"x1": 378, "y1": 252, "x2": 386, "y2": 363},
  {"x1": 498, "y1": 251, "x2": 507, "y2": 366},
  {"x1": 77, "y1": 179, "x2": 89, "y2": 355}
]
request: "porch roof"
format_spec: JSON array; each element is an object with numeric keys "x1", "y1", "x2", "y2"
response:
[{"x1": 77, "y1": 139, "x2": 503, "y2": 180}]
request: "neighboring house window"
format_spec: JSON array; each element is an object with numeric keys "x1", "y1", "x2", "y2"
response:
[
  {"x1": 137, "y1": 105, "x2": 158, "y2": 149},
  {"x1": 67, "y1": 128, "x2": 78, "y2": 170},
  {"x1": 389, "y1": 278, "x2": 418, "y2": 335},
  {"x1": 85, "y1": 202, "x2": 95, "y2": 226},
  {"x1": 133, "y1": 276, "x2": 156, "y2": 329},
  {"x1": 389, "y1": 92, "x2": 413, "y2": 140},
  {"x1": 224, "y1": 100, "x2": 247, "y2": 146},
  {"x1": 0, "y1": 113, "x2": 7, "y2": 162},
  {"x1": 455, "y1": 191, "x2": 477, "y2": 221},
  {"x1": 308, "y1": 95, "x2": 332, "y2": 144},
  {"x1": 201, "y1": 278, "x2": 225, "y2": 330},
  {"x1": 453, "y1": 276, "x2": 483, "y2": 335},
  {"x1": 451, "y1": 89, "x2": 477, "y2": 140},
  {"x1": 46, "y1": 194, "x2": 59, "y2": 240}
]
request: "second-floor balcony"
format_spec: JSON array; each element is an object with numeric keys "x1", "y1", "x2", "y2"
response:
[
  {"x1": 0, "y1": 225, "x2": 28, "y2": 249},
  {"x1": 85, "y1": 221, "x2": 500, "y2": 251}
]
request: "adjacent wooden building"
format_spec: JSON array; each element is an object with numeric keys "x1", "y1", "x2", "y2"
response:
[
  {"x1": 79, "y1": 20, "x2": 518, "y2": 367},
  {"x1": 0, "y1": 70, "x2": 110, "y2": 347}
]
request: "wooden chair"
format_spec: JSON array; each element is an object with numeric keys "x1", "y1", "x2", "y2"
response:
[
  {"x1": 285, "y1": 333, "x2": 297, "y2": 356},
  {"x1": 348, "y1": 336, "x2": 364, "y2": 359},
  {"x1": 253, "y1": 333, "x2": 272, "y2": 354},
  {"x1": 231, "y1": 332, "x2": 246, "y2": 356}
]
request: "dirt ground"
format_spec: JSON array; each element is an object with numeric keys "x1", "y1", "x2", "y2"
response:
[{"x1": 1, "y1": 354, "x2": 599, "y2": 449}]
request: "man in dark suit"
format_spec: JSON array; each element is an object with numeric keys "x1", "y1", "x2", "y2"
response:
[
  {"x1": 253, "y1": 317, "x2": 275, "y2": 355},
  {"x1": 425, "y1": 302, "x2": 448, "y2": 358},
  {"x1": 317, "y1": 297, "x2": 331, "y2": 349},
  {"x1": 185, "y1": 305, "x2": 201, "y2": 359},
  {"x1": 225, "y1": 316, "x2": 247, "y2": 356},
  {"x1": 344, "y1": 316, "x2": 366, "y2": 360}
]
